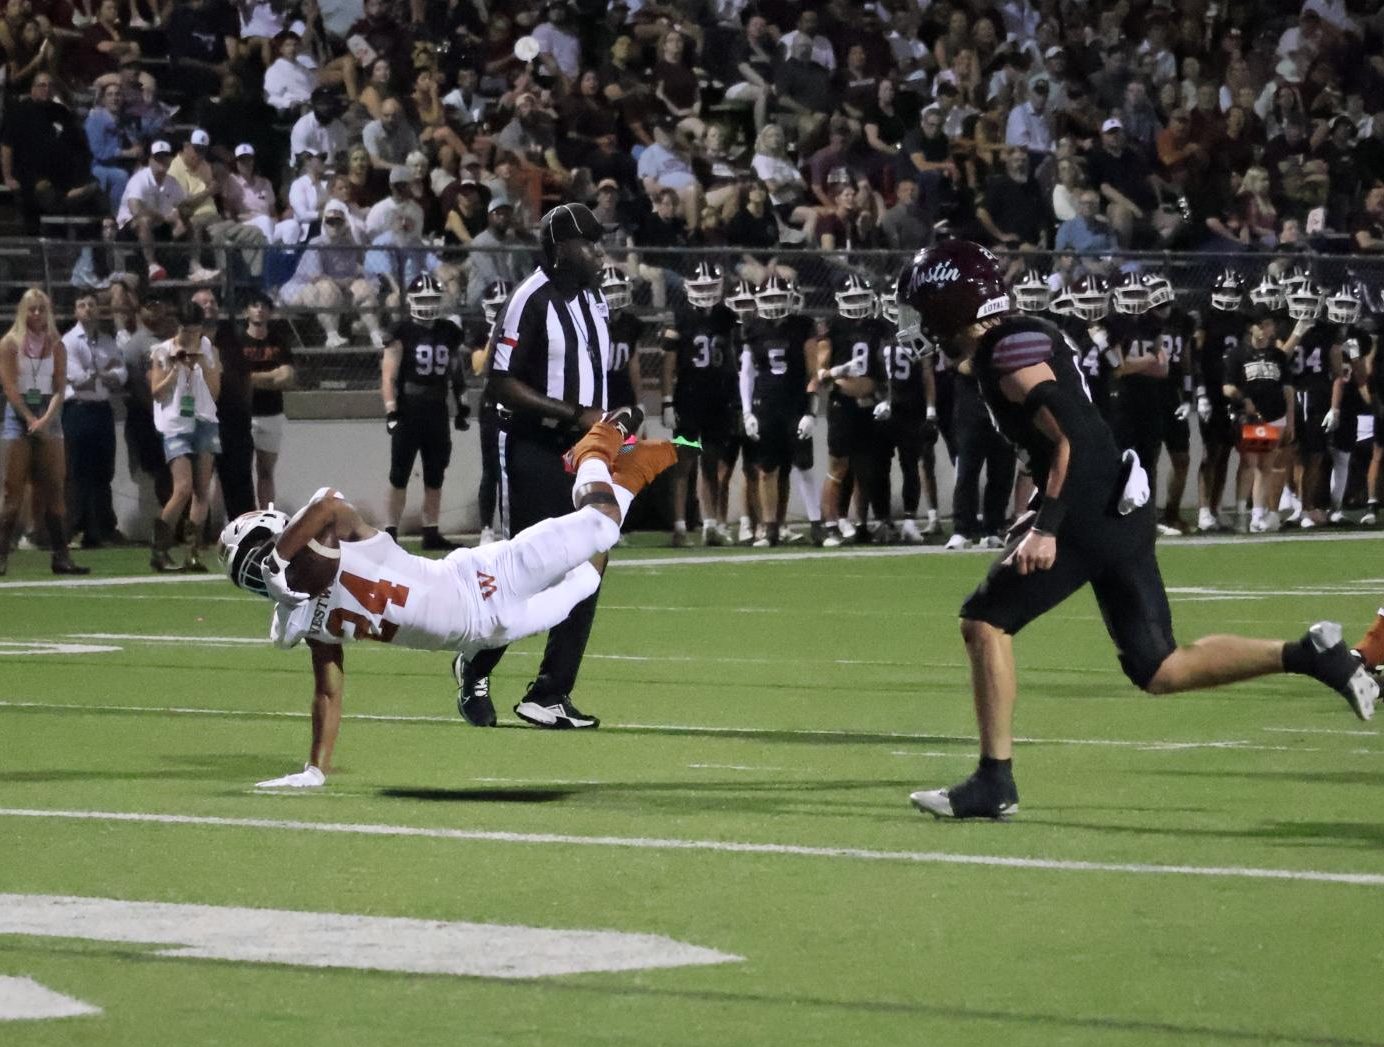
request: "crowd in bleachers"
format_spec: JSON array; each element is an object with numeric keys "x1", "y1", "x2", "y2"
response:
[{"x1": 0, "y1": 0, "x2": 1382, "y2": 327}]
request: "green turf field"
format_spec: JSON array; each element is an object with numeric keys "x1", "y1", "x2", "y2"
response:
[{"x1": 1, "y1": 535, "x2": 1382, "y2": 1046}]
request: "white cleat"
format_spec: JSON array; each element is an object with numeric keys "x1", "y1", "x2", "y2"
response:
[{"x1": 944, "y1": 533, "x2": 972, "y2": 551}]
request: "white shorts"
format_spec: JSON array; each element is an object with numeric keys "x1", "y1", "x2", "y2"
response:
[{"x1": 252, "y1": 413, "x2": 286, "y2": 454}]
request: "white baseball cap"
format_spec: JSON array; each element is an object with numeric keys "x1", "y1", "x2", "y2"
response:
[
  {"x1": 190, "y1": 129, "x2": 210, "y2": 148},
  {"x1": 150, "y1": 140, "x2": 173, "y2": 156},
  {"x1": 1100, "y1": 117, "x2": 1123, "y2": 133},
  {"x1": 235, "y1": 143, "x2": 255, "y2": 158}
]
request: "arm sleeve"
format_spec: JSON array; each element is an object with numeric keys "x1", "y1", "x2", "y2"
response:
[{"x1": 738, "y1": 346, "x2": 755, "y2": 416}]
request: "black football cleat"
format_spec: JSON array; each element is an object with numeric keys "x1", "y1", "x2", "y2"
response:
[
  {"x1": 514, "y1": 694, "x2": 600, "y2": 729},
  {"x1": 911, "y1": 769, "x2": 1019, "y2": 820},
  {"x1": 453, "y1": 652, "x2": 496, "y2": 727},
  {"x1": 601, "y1": 406, "x2": 644, "y2": 441},
  {"x1": 1302, "y1": 621, "x2": 1377, "y2": 721}
]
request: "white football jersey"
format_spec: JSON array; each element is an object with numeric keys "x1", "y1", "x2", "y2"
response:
[{"x1": 270, "y1": 532, "x2": 486, "y2": 651}]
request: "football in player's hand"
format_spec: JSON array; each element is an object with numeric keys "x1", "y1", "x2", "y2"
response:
[{"x1": 284, "y1": 526, "x2": 340, "y2": 597}]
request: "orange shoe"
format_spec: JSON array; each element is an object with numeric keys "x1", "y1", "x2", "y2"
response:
[{"x1": 612, "y1": 441, "x2": 678, "y2": 496}]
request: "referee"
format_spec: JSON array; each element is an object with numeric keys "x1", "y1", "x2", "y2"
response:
[{"x1": 463, "y1": 203, "x2": 611, "y2": 729}]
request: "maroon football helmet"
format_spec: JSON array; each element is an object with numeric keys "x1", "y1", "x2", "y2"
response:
[{"x1": 895, "y1": 240, "x2": 1011, "y2": 346}]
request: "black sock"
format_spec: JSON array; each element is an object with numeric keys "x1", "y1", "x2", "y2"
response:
[
  {"x1": 977, "y1": 755, "x2": 1014, "y2": 781},
  {"x1": 1282, "y1": 637, "x2": 1314, "y2": 676}
]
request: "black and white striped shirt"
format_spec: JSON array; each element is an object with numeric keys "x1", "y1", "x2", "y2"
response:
[{"x1": 490, "y1": 266, "x2": 610, "y2": 438}]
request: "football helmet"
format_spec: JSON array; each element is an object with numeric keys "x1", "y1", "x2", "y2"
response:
[
  {"x1": 878, "y1": 288, "x2": 898, "y2": 323},
  {"x1": 725, "y1": 278, "x2": 758, "y2": 318},
  {"x1": 1285, "y1": 278, "x2": 1324, "y2": 321},
  {"x1": 600, "y1": 265, "x2": 632, "y2": 311},
  {"x1": 894, "y1": 302, "x2": 935, "y2": 359},
  {"x1": 1248, "y1": 274, "x2": 1284, "y2": 310},
  {"x1": 1211, "y1": 269, "x2": 1244, "y2": 312},
  {"x1": 835, "y1": 272, "x2": 877, "y2": 319},
  {"x1": 1049, "y1": 281, "x2": 1074, "y2": 317},
  {"x1": 1013, "y1": 269, "x2": 1052, "y2": 312},
  {"x1": 1070, "y1": 276, "x2": 1110, "y2": 322},
  {"x1": 406, "y1": 272, "x2": 444, "y2": 322},
  {"x1": 481, "y1": 279, "x2": 511, "y2": 326},
  {"x1": 1280, "y1": 265, "x2": 1311, "y2": 300},
  {"x1": 685, "y1": 260, "x2": 724, "y2": 309},
  {"x1": 755, "y1": 274, "x2": 800, "y2": 320},
  {"x1": 895, "y1": 240, "x2": 1010, "y2": 343},
  {"x1": 1327, "y1": 283, "x2": 1362, "y2": 325},
  {"x1": 217, "y1": 507, "x2": 290, "y2": 599},
  {"x1": 1113, "y1": 272, "x2": 1153, "y2": 315},
  {"x1": 1145, "y1": 272, "x2": 1174, "y2": 308}
]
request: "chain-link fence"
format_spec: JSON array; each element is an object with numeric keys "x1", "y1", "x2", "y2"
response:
[{"x1": 3, "y1": 237, "x2": 1379, "y2": 394}]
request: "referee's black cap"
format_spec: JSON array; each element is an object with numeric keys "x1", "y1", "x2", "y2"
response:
[{"x1": 539, "y1": 202, "x2": 603, "y2": 266}]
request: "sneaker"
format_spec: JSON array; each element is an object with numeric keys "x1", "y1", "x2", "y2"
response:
[
  {"x1": 147, "y1": 263, "x2": 167, "y2": 282},
  {"x1": 715, "y1": 523, "x2": 735, "y2": 545},
  {"x1": 899, "y1": 519, "x2": 925, "y2": 544},
  {"x1": 810, "y1": 520, "x2": 826, "y2": 546},
  {"x1": 781, "y1": 525, "x2": 806, "y2": 544},
  {"x1": 979, "y1": 535, "x2": 1003, "y2": 550},
  {"x1": 737, "y1": 518, "x2": 755, "y2": 544},
  {"x1": 837, "y1": 518, "x2": 857, "y2": 540},
  {"x1": 705, "y1": 525, "x2": 725, "y2": 547},
  {"x1": 1156, "y1": 522, "x2": 1182, "y2": 537},
  {"x1": 323, "y1": 330, "x2": 348, "y2": 350},
  {"x1": 1262, "y1": 511, "x2": 1281, "y2": 532},
  {"x1": 187, "y1": 265, "x2": 221, "y2": 283},
  {"x1": 513, "y1": 694, "x2": 599, "y2": 729},
  {"x1": 421, "y1": 530, "x2": 459, "y2": 551},
  {"x1": 602, "y1": 405, "x2": 645, "y2": 441},
  {"x1": 822, "y1": 527, "x2": 847, "y2": 548},
  {"x1": 453, "y1": 652, "x2": 496, "y2": 727},
  {"x1": 50, "y1": 555, "x2": 91, "y2": 576},
  {"x1": 910, "y1": 769, "x2": 1019, "y2": 820},
  {"x1": 671, "y1": 528, "x2": 689, "y2": 547},
  {"x1": 1300, "y1": 621, "x2": 1377, "y2": 721},
  {"x1": 1362, "y1": 504, "x2": 1379, "y2": 526},
  {"x1": 1197, "y1": 508, "x2": 1217, "y2": 532},
  {"x1": 751, "y1": 535, "x2": 771, "y2": 548},
  {"x1": 478, "y1": 526, "x2": 495, "y2": 545},
  {"x1": 370, "y1": 329, "x2": 387, "y2": 351},
  {"x1": 943, "y1": 533, "x2": 971, "y2": 551},
  {"x1": 920, "y1": 513, "x2": 941, "y2": 535},
  {"x1": 149, "y1": 547, "x2": 181, "y2": 573},
  {"x1": 1329, "y1": 509, "x2": 1348, "y2": 525}
]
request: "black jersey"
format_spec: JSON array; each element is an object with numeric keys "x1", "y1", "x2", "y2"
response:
[
  {"x1": 231, "y1": 320, "x2": 296, "y2": 417},
  {"x1": 1108, "y1": 313, "x2": 1170, "y2": 394},
  {"x1": 607, "y1": 312, "x2": 643, "y2": 409},
  {"x1": 880, "y1": 339, "x2": 927, "y2": 411},
  {"x1": 1226, "y1": 342, "x2": 1289, "y2": 422},
  {"x1": 668, "y1": 300, "x2": 737, "y2": 396},
  {"x1": 1075, "y1": 322, "x2": 1117, "y2": 417},
  {"x1": 394, "y1": 318, "x2": 463, "y2": 398},
  {"x1": 1153, "y1": 307, "x2": 1195, "y2": 398},
  {"x1": 1196, "y1": 310, "x2": 1248, "y2": 395},
  {"x1": 1291, "y1": 324, "x2": 1337, "y2": 399},
  {"x1": 972, "y1": 315, "x2": 1122, "y2": 502},
  {"x1": 742, "y1": 314, "x2": 813, "y2": 412},
  {"x1": 826, "y1": 315, "x2": 886, "y2": 404}
]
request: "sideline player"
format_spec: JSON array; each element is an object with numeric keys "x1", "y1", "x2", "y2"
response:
[
  {"x1": 896, "y1": 241, "x2": 1378, "y2": 820},
  {"x1": 380, "y1": 273, "x2": 464, "y2": 550},
  {"x1": 221, "y1": 411, "x2": 677, "y2": 787},
  {"x1": 1193, "y1": 271, "x2": 1247, "y2": 531},
  {"x1": 470, "y1": 280, "x2": 511, "y2": 544}
]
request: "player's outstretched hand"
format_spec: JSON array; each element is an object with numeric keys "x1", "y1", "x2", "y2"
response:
[
  {"x1": 1004, "y1": 528, "x2": 1056, "y2": 575},
  {"x1": 742, "y1": 412, "x2": 760, "y2": 441},
  {"x1": 873, "y1": 400, "x2": 891, "y2": 421},
  {"x1": 256, "y1": 765, "x2": 326, "y2": 789}
]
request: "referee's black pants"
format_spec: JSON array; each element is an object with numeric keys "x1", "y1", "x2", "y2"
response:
[{"x1": 469, "y1": 430, "x2": 600, "y2": 699}]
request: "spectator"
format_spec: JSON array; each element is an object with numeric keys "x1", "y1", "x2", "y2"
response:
[
  {"x1": 0, "y1": 1, "x2": 60, "y2": 95},
  {"x1": 1090, "y1": 45, "x2": 1131, "y2": 113},
  {"x1": 1054, "y1": 81, "x2": 1102, "y2": 142},
  {"x1": 234, "y1": 291, "x2": 295, "y2": 510},
  {"x1": 147, "y1": 301, "x2": 221, "y2": 573},
  {"x1": 1235, "y1": 166, "x2": 1279, "y2": 248},
  {"x1": 62, "y1": 291, "x2": 126, "y2": 549},
  {"x1": 1211, "y1": 106, "x2": 1257, "y2": 191},
  {"x1": 726, "y1": 181, "x2": 789, "y2": 284},
  {"x1": 166, "y1": 131, "x2": 229, "y2": 282},
  {"x1": 723, "y1": 13, "x2": 774, "y2": 132},
  {"x1": 284, "y1": 148, "x2": 328, "y2": 244},
  {"x1": 344, "y1": 0, "x2": 409, "y2": 79},
  {"x1": 806, "y1": 117, "x2": 856, "y2": 207},
  {"x1": 815, "y1": 183, "x2": 878, "y2": 251},
  {"x1": 493, "y1": 91, "x2": 580, "y2": 215},
  {"x1": 465, "y1": 198, "x2": 527, "y2": 305},
  {"x1": 1004, "y1": 78, "x2": 1054, "y2": 155},
  {"x1": 1264, "y1": 119, "x2": 1311, "y2": 194},
  {"x1": 837, "y1": 44, "x2": 879, "y2": 123},
  {"x1": 1317, "y1": 115, "x2": 1362, "y2": 224},
  {"x1": 358, "y1": 57, "x2": 396, "y2": 121},
  {"x1": 342, "y1": 143, "x2": 386, "y2": 215},
  {"x1": 442, "y1": 66, "x2": 489, "y2": 129},
  {"x1": 1156, "y1": 109, "x2": 1209, "y2": 189},
  {"x1": 224, "y1": 143, "x2": 296, "y2": 245},
  {"x1": 601, "y1": 34, "x2": 655, "y2": 148},
  {"x1": 74, "y1": 0, "x2": 139, "y2": 83},
  {"x1": 863, "y1": 77, "x2": 907, "y2": 169},
  {"x1": 653, "y1": 30, "x2": 705, "y2": 141},
  {"x1": 444, "y1": 176, "x2": 487, "y2": 245},
  {"x1": 1086, "y1": 117, "x2": 1181, "y2": 245},
  {"x1": 900, "y1": 105, "x2": 960, "y2": 217},
  {"x1": 774, "y1": 35, "x2": 833, "y2": 149},
  {"x1": 779, "y1": 8, "x2": 835, "y2": 71},
  {"x1": 197, "y1": 72, "x2": 282, "y2": 175},
  {"x1": 933, "y1": 82, "x2": 976, "y2": 140},
  {"x1": 880, "y1": 177, "x2": 932, "y2": 250},
  {"x1": 1, "y1": 73, "x2": 101, "y2": 232},
  {"x1": 559, "y1": 69, "x2": 618, "y2": 168},
  {"x1": 293, "y1": 0, "x2": 359, "y2": 102},
  {"x1": 976, "y1": 146, "x2": 1049, "y2": 262},
  {"x1": 749, "y1": 122, "x2": 815, "y2": 242},
  {"x1": 363, "y1": 97, "x2": 421, "y2": 173},
  {"x1": 237, "y1": 0, "x2": 285, "y2": 68},
  {"x1": 290, "y1": 86, "x2": 348, "y2": 166},
  {"x1": 638, "y1": 117, "x2": 704, "y2": 229},
  {"x1": 165, "y1": 0, "x2": 238, "y2": 99},
  {"x1": 634, "y1": 187, "x2": 687, "y2": 308},
  {"x1": 532, "y1": 1, "x2": 581, "y2": 81},
  {"x1": 1051, "y1": 154, "x2": 1084, "y2": 222},
  {"x1": 85, "y1": 79, "x2": 141, "y2": 213},
  {"x1": 1054, "y1": 188, "x2": 1119, "y2": 255},
  {"x1": 264, "y1": 29, "x2": 317, "y2": 112},
  {"x1": 1120, "y1": 79, "x2": 1164, "y2": 157},
  {"x1": 116, "y1": 141, "x2": 191, "y2": 281},
  {"x1": 1350, "y1": 183, "x2": 1384, "y2": 252},
  {"x1": 933, "y1": 8, "x2": 972, "y2": 71},
  {"x1": 366, "y1": 165, "x2": 424, "y2": 239},
  {"x1": 408, "y1": 67, "x2": 468, "y2": 163},
  {"x1": 1356, "y1": 111, "x2": 1384, "y2": 187},
  {"x1": 1135, "y1": 14, "x2": 1177, "y2": 87},
  {"x1": 279, "y1": 199, "x2": 385, "y2": 349}
]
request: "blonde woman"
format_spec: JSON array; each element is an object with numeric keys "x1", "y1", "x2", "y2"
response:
[
  {"x1": 147, "y1": 300, "x2": 222, "y2": 572},
  {"x1": 750, "y1": 123, "x2": 816, "y2": 241},
  {"x1": 0, "y1": 289, "x2": 88, "y2": 574},
  {"x1": 1235, "y1": 166, "x2": 1278, "y2": 248}
]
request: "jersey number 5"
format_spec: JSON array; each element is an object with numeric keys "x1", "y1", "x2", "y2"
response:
[{"x1": 327, "y1": 572, "x2": 411, "y2": 643}]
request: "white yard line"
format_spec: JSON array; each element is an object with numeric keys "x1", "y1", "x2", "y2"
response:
[
  {"x1": 2, "y1": 808, "x2": 1381, "y2": 888},
  {"x1": 1263, "y1": 726, "x2": 1380, "y2": 737}
]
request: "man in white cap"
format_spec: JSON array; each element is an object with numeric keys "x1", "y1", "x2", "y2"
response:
[
  {"x1": 279, "y1": 198, "x2": 386, "y2": 350},
  {"x1": 224, "y1": 143, "x2": 298, "y2": 245},
  {"x1": 116, "y1": 139, "x2": 191, "y2": 282},
  {"x1": 466, "y1": 197, "x2": 529, "y2": 305},
  {"x1": 1085, "y1": 117, "x2": 1181, "y2": 245}
]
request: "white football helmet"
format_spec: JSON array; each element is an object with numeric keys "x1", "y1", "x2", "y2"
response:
[
  {"x1": 894, "y1": 302, "x2": 935, "y2": 358},
  {"x1": 835, "y1": 273, "x2": 877, "y2": 319},
  {"x1": 1248, "y1": 274, "x2": 1284, "y2": 310},
  {"x1": 406, "y1": 272, "x2": 444, "y2": 322},
  {"x1": 878, "y1": 288, "x2": 898, "y2": 323},
  {"x1": 1071, "y1": 277, "x2": 1110, "y2": 322},
  {"x1": 1285, "y1": 279, "x2": 1323, "y2": 321},
  {"x1": 600, "y1": 265, "x2": 632, "y2": 311},
  {"x1": 1327, "y1": 283, "x2": 1362, "y2": 325},
  {"x1": 482, "y1": 280, "x2": 512, "y2": 326},
  {"x1": 725, "y1": 278, "x2": 758, "y2": 318},
  {"x1": 1013, "y1": 269, "x2": 1052, "y2": 313},
  {"x1": 686, "y1": 261, "x2": 724, "y2": 309},
  {"x1": 1210, "y1": 269, "x2": 1244, "y2": 312},
  {"x1": 1280, "y1": 265, "x2": 1310, "y2": 301},
  {"x1": 1145, "y1": 272, "x2": 1174, "y2": 308},
  {"x1": 755, "y1": 275, "x2": 798, "y2": 320},
  {"x1": 1113, "y1": 272, "x2": 1153, "y2": 315},
  {"x1": 218, "y1": 507, "x2": 290, "y2": 599}
]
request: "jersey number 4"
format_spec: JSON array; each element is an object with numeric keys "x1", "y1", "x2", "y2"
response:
[{"x1": 327, "y1": 572, "x2": 411, "y2": 643}]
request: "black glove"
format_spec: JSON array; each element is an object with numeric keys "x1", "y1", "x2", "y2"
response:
[
  {"x1": 386, "y1": 410, "x2": 400, "y2": 435},
  {"x1": 453, "y1": 401, "x2": 472, "y2": 432}
]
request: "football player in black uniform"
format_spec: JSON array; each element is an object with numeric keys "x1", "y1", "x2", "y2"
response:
[
  {"x1": 1324, "y1": 285, "x2": 1374, "y2": 523},
  {"x1": 601, "y1": 266, "x2": 643, "y2": 414},
  {"x1": 1056, "y1": 276, "x2": 1118, "y2": 423},
  {"x1": 380, "y1": 273, "x2": 465, "y2": 550},
  {"x1": 816, "y1": 274, "x2": 884, "y2": 547},
  {"x1": 1286, "y1": 279, "x2": 1338, "y2": 527},
  {"x1": 662, "y1": 262, "x2": 738, "y2": 546},
  {"x1": 1109, "y1": 273, "x2": 1174, "y2": 517},
  {"x1": 897, "y1": 241, "x2": 1376, "y2": 820},
  {"x1": 1193, "y1": 271, "x2": 1248, "y2": 532},
  {"x1": 471, "y1": 279, "x2": 511, "y2": 544},
  {"x1": 1145, "y1": 273, "x2": 1196, "y2": 534},
  {"x1": 873, "y1": 287, "x2": 938, "y2": 542},
  {"x1": 739, "y1": 275, "x2": 818, "y2": 547},
  {"x1": 724, "y1": 278, "x2": 763, "y2": 544},
  {"x1": 1224, "y1": 306, "x2": 1304, "y2": 533}
]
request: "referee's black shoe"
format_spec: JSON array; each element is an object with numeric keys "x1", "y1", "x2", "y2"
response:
[
  {"x1": 911, "y1": 766, "x2": 1019, "y2": 819},
  {"x1": 453, "y1": 652, "x2": 496, "y2": 727},
  {"x1": 514, "y1": 691, "x2": 600, "y2": 729}
]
